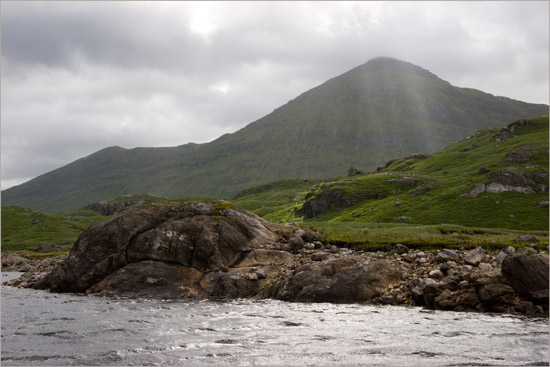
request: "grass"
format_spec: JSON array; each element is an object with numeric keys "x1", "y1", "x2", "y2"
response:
[
  {"x1": 304, "y1": 221, "x2": 548, "y2": 251},
  {"x1": 1, "y1": 206, "x2": 106, "y2": 252},
  {"x1": 2, "y1": 116, "x2": 548, "y2": 254}
]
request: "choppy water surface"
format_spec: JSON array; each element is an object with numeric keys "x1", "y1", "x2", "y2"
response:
[{"x1": 1, "y1": 273, "x2": 548, "y2": 366}]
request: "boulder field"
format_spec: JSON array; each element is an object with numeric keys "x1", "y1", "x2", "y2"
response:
[{"x1": 5, "y1": 201, "x2": 549, "y2": 316}]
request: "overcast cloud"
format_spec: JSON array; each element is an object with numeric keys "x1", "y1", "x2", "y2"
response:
[{"x1": 1, "y1": 1, "x2": 548, "y2": 190}]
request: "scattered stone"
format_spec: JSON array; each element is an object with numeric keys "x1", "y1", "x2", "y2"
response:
[
  {"x1": 435, "y1": 249, "x2": 459, "y2": 263},
  {"x1": 391, "y1": 244, "x2": 409, "y2": 255},
  {"x1": 411, "y1": 278, "x2": 437, "y2": 305},
  {"x1": 311, "y1": 252, "x2": 330, "y2": 262},
  {"x1": 393, "y1": 199, "x2": 401, "y2": 206},
  {"x1": 464, "y1": 247, "x2": 486, "y2": 266},
  {"x1": 535, "y1": 199, "x2": 549, "y2": 208},
  {"x1": 439, "y1": 262, "x2": 451, "y2": 275},
  {"x1": 303, "y1": 243, "x2": 315, "y2": 250},
  {"x1": 329, "y1": 246, "x2": 339, "y2": 254},
  {"x1": 429, "y1": 270, "x2": 444, "y2": 280}
]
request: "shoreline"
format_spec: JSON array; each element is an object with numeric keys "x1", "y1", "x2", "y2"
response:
[{"x1": 4, "y1": 244, "x2": 548, "y2": 318}]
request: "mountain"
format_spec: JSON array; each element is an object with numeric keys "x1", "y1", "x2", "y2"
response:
[
  {"x1": 233, "y1": 114, "x2": 549, "y2": 232},
  {"x1": 2, "y1": 57, "x2": 548, "y2": 213}
]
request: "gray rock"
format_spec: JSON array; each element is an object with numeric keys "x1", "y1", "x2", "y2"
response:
[
  {"x1": 303, "y1": 243, "x2": 315, "y2": 250},
  {"x1": 435, "y1": 249, "x2": 459, "y2": 263},
  {"x1": 495, "y1": 246, "x2": 515, "y2": 264},
  {"x1": 460, "y1": 265, "x2": 473, "y2": 272},
  {"x1": 429, "y1": 270, "x2": 444, "y2": 279},
  {"x1": 502, "y1": 253, "x2": 549, "y2": 303},
  {"x1": 391, "y1": 244, "x2": 409, "y2": 255},
  {"x1": 311, "y1": 252, "x2": 330, "y2": 262},
  {"x1": 411, "y1": 278, "x2": 437, "y2": 304},
  {"x1": 478, "y1": 284, "x2": 515, "y2": 303},
  {"x1": 464, "y1": 247, "x2": 486, "y2": 266},
  {"x1": 255, "y1": 268, "x2": 267, "y2": 279},
  {"x1": 301, "y1": 231, "x2": 320, "y2": 243},
  {"x1": 460, "y1": 183, "x2": 486, "y2": 198},
  {"x1": 329, "y1": 245, "x2": 339, "y2": 253}
]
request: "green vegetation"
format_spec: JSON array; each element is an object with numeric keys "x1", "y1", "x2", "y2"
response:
[
  {"x1": 3, "y1": 57, "x2": 547, "y2": 213},
  {"x1": 304, "y1": 221, "x2": 548, "y2": 251},
  {"x1": 3, "y1": 115, "x2": 548, "y2": 254},
  {"x1": 233, "y1": 115, "x2": 549, "y2": 247},
  {"x1": 1, "y1": 206, "x2": 105, "y2": 252}
]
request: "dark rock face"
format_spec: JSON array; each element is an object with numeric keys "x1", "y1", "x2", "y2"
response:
[
  {"x1": 35, "y1": 202, "x2": 287, "y2": 294},
  {"x1": 388, "y1": 177, "x2": 416, "y2": 187},
  {"x1": 487, "y1": 170, "x2": 537, "y2": 189},
  {"x1": 501, "y1": 254, "x2": 549, "y2": 304},
  {"x1": 297, "y1": 189, "x2": 385, "y2": 219},
  {"x1": 297, "y1": 190, "x2": 358, "y2": 218}
]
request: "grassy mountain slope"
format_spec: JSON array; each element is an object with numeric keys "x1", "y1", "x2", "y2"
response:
[
  {"x1": 3, "y1": 116, "x2": 547, "y2": 253},
  {"x1": 3, "y1": 57, "x2": 548, "y2": 213},
  {"x1": 2, "y1": 143, "x2": 203, "y2": 213},
  {"x1": 233, "y1": 115, "x2": 549, "y2": 234},
  {"x1": 1, "y1": 206, "x2": 105, "y2": 252}
]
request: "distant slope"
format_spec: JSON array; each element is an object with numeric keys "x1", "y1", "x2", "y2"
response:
[
  {"x1": 2, "y1": 143, "x2": 203, "y2": 213},
  {"x1": 3, "y1": 57, "x2": 548, "y2": 213},
  {"x1": 234, "y1": 115, "x2": 549, "y2": 231}
]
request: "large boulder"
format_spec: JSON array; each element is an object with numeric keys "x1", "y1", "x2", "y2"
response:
[
  {"x1": 501, "y1": 253, "x2": 549, "y2": 304},
  {"x1": 35, "y1": 201, "x2": 290, "y2": 294}
]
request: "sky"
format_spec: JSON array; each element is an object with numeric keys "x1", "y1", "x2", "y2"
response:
[{"x1": 1, "y1": 1, "x2": 549, "y2": 190}]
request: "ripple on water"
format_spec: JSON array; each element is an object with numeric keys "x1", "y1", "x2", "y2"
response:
[{"x1": 1, "y1": 279, "x2": 549, "y2": 366}]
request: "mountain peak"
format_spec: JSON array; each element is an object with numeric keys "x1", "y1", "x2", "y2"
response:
[{"x1": 3, "y1": 59, "x2": 548, "y2": 213}]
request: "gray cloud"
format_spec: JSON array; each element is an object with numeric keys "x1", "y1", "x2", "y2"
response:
[{"x1": 1, "y1": 1, "x2": 548, "y2": 190}]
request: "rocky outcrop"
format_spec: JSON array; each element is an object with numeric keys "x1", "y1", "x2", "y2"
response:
[
  {"x1": 460, "y1": 169, "x2": 544, "y2": 197},
  {"x1": 34, "y1": 201, "x2": 291, "y2": 293},
  {"x1": 297, "y1": 190, "x2": 384, "y2": 219},
  {"x1": 4, "y1": 201, "x2": 549, "y2": 316}
]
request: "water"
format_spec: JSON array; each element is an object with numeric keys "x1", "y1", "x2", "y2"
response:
[{"x1": 2, "y1": 272, "x2": 548, "y2": 366}]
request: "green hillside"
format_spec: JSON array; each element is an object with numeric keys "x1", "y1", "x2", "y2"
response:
[
  {"x1": 2, "y1": 115, "x2": 548, "y2": 253},
  {"x1": 1, "y1": 206, "x2": 105, "y2": 252},
  {"x1": 3, "y1": 57, "x2": 548, "y2": 213},
  {"x1": 233, "y1": 115, "x2": 549, "y2": 237}
]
